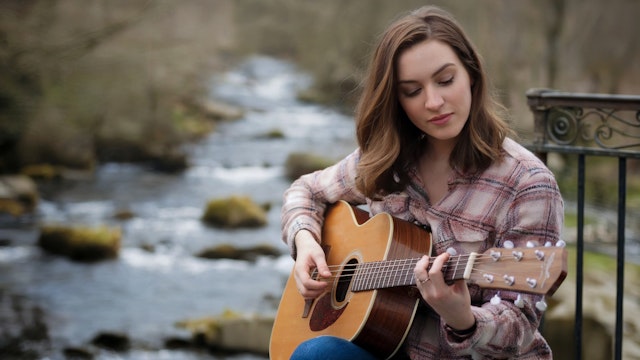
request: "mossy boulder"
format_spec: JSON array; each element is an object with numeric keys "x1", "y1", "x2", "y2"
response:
[
  {"x1": 0, "y1": 175, "x2": 39, "y2": 216},
  {"x1": 284, "y1": 152, "x2": 335, "y2": 181},
  {"x1": 256, "y1": 128, "x2": 285, "y2": 139},
  {"x1": 177, "y1": 309, "x2": 273, "y2": 356},
  {"x1": 20, "y1": 163, "x2": 65, "y2": 180},
  {"x1": 202, "y1": 196, "x2": 267, "y2": 228},
  {"x1": 38, "y1": 225, "x2": 121, "y2": 262},
  {"x1": 198, "y1": 244, "x2": 280, "y2": 261},
  {"x1": 186, "y1": 98, "x2": 244, "y2": 121}
]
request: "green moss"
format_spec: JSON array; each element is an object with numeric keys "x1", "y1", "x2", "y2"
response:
[
  {"x1": 564, "y1": 244, "x2": 640, "y2": 278},
  {"x1": 284, "y1": 152, "x2": 336, "y2": 181},
  {"x1": 38, "y1": 225, "x2": 121, "y2": 262},
  {"x1": 562, "y1": 212, "x2": 597, "y2": 228},
  {"x1": 176, "y1": 316, "x2": 222, "y2": 345},
  {"x1": 202, "y1": 195, "x2": 267, "y2": 228},
  {"x1": 0, "y1": 200, "x2": 26, "y2": 216},
  {"x1": 258, "y1": 128, "x2": 285, "y2": 139},
  {"x1": 172, "y1": 103, "x2": 216, "y2": 140},
  {"x1": 20, "y1": 163, "x2": 64, "y2": 180}
]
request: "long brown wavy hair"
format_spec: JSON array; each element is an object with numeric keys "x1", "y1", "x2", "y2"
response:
[{"x1": 355, "y1": 6, "x2": 512, "y2": 199}]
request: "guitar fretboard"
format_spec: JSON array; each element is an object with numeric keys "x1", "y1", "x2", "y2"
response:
[{"x1": 350, "y1": 256, "x2": 470, "y2": 292}]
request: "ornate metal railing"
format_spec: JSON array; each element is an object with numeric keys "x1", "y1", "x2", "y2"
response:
[
  {"x1": 526, "y1": 89, "x2": 640, "y2": 360},
  {"x1": 528, "y1": 89, "x2": 640, "y2": 157}
]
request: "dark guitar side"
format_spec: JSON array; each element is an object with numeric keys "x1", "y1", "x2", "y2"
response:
[{"x1": 269, "y1": 201, "x2": 432, "y2": 359}]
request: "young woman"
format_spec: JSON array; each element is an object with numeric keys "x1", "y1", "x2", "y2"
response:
[{"x1": 280, "y1": 5, "x2": 564, "y2": 359}]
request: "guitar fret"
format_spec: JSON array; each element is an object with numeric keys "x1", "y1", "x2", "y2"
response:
[
  {"x1": 452, "y1": 255, "x2": 460, "y2": 280},
  {"x1": 366, "y1": 262, "x2": 376, "y2": 290},
  {"x1": 361, "y1": 263, "x2": 371, "y2": 290},
  {"x1": 403, "y1": 259, "x2": 413, "y2": 286},
  {"x1": 352, "y1": 262, "x2": 362, "y2": 291},
  {"x1": 408, "y1": 258, "x2": 419, "y2": 286},
  {"x1": 442, "y1": 259, "x2": 450, "y2": 281},
  {"x1": 385, "y1": 261, "x2": 393, "y2": 288},
  {"x1": 381, "y1": 261, "x2": 389, "y2": 289}
]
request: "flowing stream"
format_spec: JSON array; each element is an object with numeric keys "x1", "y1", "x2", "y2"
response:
[
  {"x1": 1, "y1": 55, "x2": 638, "y2": 360},
  {"x1": 0, "y1": 56, "x2": 357, "y2": 359}
]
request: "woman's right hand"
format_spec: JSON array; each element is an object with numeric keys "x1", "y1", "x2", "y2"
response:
[{"x1": 293, "y1": 230, "x2": 332, "y2": 299}]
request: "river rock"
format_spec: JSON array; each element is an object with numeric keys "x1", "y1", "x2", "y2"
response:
[
  {"x1": 0, "y1": 175, "x2": 39, "y2": 216},
  {"x1": 189, "y1": 98, "x2": 244, "y2": 121},
  {"x1": 0, "y1": 290, "x2": 50, "y2": 359},
  {"x1": 202, "y1": 195, "x2": 267, "y2": 228},
  {"x1": 20, "y1": 163, "x2": 64, "y2": 180},
  {"x1": 90, "y1": 332, "x2": 131, "y2": 352},
  {"x1": 197, "y1": 243, "x2": 281, "y2": 261},
  {"x1": 63, "y1": 346, "x2": 95, "y2": 359},
  {"x1": 284, "y1": 152, "x2": 336, "y2": 181},
  {"x1": 543, "y1": 265, "x2": 640, "y2": 359},
  {"x1": 38, "y1": 225, "x2": 121, "y2": 262},
  {"x1": 177, "y1": 310, "x2": 273, "y2": 356}
]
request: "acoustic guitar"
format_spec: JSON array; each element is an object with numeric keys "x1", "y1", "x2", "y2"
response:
[{"x1": 269, "y1": 200, "x2": 567, "y2": 359}]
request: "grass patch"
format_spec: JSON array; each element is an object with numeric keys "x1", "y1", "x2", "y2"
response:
[
  {"x1": 564, "y1": 243, "x2": 640, "y2": 279},
  {"x1": 562, "y1": 212, "x2": 598, "y2": 228}
]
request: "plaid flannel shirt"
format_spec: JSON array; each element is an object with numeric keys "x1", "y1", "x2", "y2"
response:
[{"x1": 281, "y1": 138, "x2": 564, "y2": 359}]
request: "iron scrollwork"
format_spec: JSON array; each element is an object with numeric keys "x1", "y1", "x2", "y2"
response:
[{"x1": 546, "y1": 107, "x2": 640, "y2": 150}]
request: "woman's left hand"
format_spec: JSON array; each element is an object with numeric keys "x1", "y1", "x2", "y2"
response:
[{"x1": 414, "y1": 252, "x2": 476, "y2": 331}]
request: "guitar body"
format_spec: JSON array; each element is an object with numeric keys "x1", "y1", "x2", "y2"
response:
[{"x1": 270, "y1": 201, "x2": 431, "y2": 359}]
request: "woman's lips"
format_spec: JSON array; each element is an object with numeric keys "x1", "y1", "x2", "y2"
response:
[{"x1": 428, "y1": 113, "x2": 453, "y2": 125}]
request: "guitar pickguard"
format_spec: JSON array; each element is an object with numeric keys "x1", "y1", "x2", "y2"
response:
[{"x1": 309, "y1": 292, "x2": 348, "y2": 331}]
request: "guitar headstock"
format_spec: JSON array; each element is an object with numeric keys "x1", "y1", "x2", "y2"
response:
[{"x1": 467, "y1": 246, "x2": 568, "y2": 296}]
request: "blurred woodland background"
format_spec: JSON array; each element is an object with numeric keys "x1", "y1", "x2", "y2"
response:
[
  {"x1": 1, "y1": 0, "x2": 639, "y2": 174},
  {"x1": 1, "y1": 2, "x2": 639, "y2": 358}
]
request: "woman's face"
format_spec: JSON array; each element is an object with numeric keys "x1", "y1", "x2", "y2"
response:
[{"x1": 396, "y1": 39, "x2": 472, "y2": 147}]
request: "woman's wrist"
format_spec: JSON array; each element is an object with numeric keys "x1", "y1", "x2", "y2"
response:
[{"x1": 445, "y1": 319, "x2": 477, "y2": 341}]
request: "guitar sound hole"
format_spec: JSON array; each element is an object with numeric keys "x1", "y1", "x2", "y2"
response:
[{"x1": 335, "y1": 258, "x2": 358, "y2": 302}]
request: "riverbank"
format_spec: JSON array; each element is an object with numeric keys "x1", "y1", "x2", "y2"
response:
[
  {"x1": 1, "y1": 54, "x2": 639, "y2": 360},
  {"x1": 0, "y1": 56, "x2": 355, "y2": 360}
]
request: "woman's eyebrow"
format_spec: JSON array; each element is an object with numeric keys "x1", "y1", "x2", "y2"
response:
[{"x1": 397, "y1": 62, "x2": 455, "y2": 84}]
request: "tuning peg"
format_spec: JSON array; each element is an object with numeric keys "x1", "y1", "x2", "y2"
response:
[
  {"x1": 544, "y1": 241, "x2": 553, "y2": 247},
  {"x1": 490, "y1": 250, "x2": 501, "y2": 261},
  {"x1": 515, "y1": 294, "x2": 525, "y2": 308},
  {"x1": 446, "y1": 247, "x2": 458, "y2": 256},
  {"x1": 503, "y1": 240, "x2": 514, "y2": 249},
  {"x1": 512, "y1": 251, "x2": 523, "y2": 261},
  {"x1": 526, "y1": 277, "x2": 537, "y2": 288},
  {"x1": 535, "y1": 299, "x2": 548, "y2": 312},
  {"x1": 535, "y1": 250, "x2": 545, "y2": 261},
  {"x1": 526, "y1": 241, "x2": 536, "y2": 248},
  {"x1": 491, "y1": 294, "x2": 501, "y2": 305},
  {"x1": 503, "y1": 274, "x2": 515, "y2": 286},
  {"x1": 556, "y1": 240, "x2": 566, "y2": 248}
]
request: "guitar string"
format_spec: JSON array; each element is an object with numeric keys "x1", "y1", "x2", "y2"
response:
[
  {"x1": 312, "y1": 254, "x2": 544, "y2": 282},
  {"x1": 315, "y1": 259, "x2": 533, "y2": 279},
  {"x1": 316, "y1": 253, "x2": 505, "y2": 273}
]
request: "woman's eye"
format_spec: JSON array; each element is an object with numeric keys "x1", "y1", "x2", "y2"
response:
[
  {"x1": 439, "y1": 76, "x2": 454, "y2": 86},
  {"x1": 403, "y1": 88, "x2": 421, "y2": 97}
]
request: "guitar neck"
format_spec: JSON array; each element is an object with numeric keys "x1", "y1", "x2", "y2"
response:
[
  {"x1": 348, "y1": 245, "x2": 566, "y2": 296},
  {"x1": 351, "y1": 255, "x2": 472, "y2": 291}
]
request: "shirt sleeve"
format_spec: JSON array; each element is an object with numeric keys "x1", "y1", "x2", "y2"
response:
[
  {"x1": 280, "y1": 149, "x2": 366, "y2": 258},
  {"x1": 442, "y1": 163, "x2": 564, "y2": 358}
]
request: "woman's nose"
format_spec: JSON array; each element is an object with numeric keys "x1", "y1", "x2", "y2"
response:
[{"x1": 425, "y1": 91, "x2": 444, "y2": 110}]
